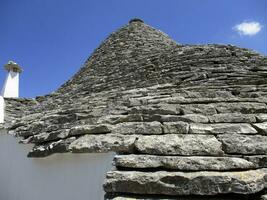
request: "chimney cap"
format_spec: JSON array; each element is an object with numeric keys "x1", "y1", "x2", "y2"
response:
[
  {"x1": 129, "y1": 18, "x2": 144, "y2": 24},
  {"x1": 4, "y1": 61, "x2": 23, "y2": 73}
]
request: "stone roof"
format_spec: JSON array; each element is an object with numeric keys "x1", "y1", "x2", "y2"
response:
[{"x1": 4, "y1": 19, "x2": 267, "y2": 199}]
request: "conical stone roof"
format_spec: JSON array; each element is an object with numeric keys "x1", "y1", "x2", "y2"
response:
[
  {"x1": 4, "y1": 19, "x2": 267, "y2": 199},
  {"x1": 57, "y1": 19, "x2": 178, "y2": 95}
]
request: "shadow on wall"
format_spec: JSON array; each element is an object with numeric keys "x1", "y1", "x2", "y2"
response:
[{"x1": 0, "y1": 130, "x2": 114, "y2": 200}]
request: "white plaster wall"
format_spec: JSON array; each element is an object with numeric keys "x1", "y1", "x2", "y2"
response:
[
  {"x1": 0, "y1": 130, "x2": 114, "y2": 200},
  {"x1": 0, "y1": 97, "x2": 4, "y2": 123},
  {"x1": 1, "y1": 71, "x2": 19, "y2": 97}
]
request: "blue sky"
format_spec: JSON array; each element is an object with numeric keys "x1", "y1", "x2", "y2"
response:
[{"x1": 0, "y1": 0, "x2": 266, "y2": 97}]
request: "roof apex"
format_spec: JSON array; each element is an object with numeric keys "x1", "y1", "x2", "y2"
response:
[{"x1": 129, "y1": 18, "x2": 144, "y2": 24}]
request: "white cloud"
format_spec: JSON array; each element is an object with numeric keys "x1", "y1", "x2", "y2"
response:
[{"x1": 234, "y1": 21, "x2": 262, "y2": 36}]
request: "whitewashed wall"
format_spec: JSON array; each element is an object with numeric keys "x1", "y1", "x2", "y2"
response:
[
  {"x1": 1, "y1": 71, "x2": 20, "y2": 98},
  {"x1": 0, "y1": 97, "x2": 4, "y2": 123},
  {"x1": 0, "y1": 130, "x2": 114, "y2": 200}
]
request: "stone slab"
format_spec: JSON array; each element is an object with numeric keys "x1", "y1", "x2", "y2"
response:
[
  {"x1": 189, "y1": 123, "x2": 257, "y2": 134},
  {"x1": 114, "y1": 155, "x2": 255, "y2": 171},
  {"x1": 104, "y1": 169, "x2": 266, "y2": 195},
  {"x1": 217, "y1": 134, "x2": 267, "y2": 155},
  {"x1": 135, "y1": 134, "x2": 223, "y2": 156},
  {"x1": 69, "y1": 134, "x2": 137, "y2": 153}
]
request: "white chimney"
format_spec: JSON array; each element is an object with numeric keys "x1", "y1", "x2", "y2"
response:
[
  {"x1": 1, "y1": 61, "x2": 22, "y2": 98},
  {"x1": 0, "y1": 61, "x2": 22, "y2": 123},
  {"x1": 0, "y1": 97, "x2": 4, "y2": 123}
]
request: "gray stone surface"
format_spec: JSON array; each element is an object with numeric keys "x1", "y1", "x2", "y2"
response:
[
  {"x1": 261, "y1": 194, "x2": 267, "y2": 200},
  {"x1": 106, "y1": 196, "x2": 247, "y2": 200},
  {"x1": 256, "y1": 114, "x2": 267, "y2": 122},
  {"x1": 114, "y1": 155, "x2": 255, "y2": 171},
  {"x1": 28, "y1": 137, "x2": 76, "y2": 157},
  {"x1": 189, "y1": 123, "x2": 257, "y2": 134},
  {"x1": 30, "y1": 129, "x2": 70, "y2": 143},
  {"x1": 129, "y1": 104, "x2": 180, "y2": 115},
  {"x1": 98, "y1": 114, "x2": 143, "y2": 124},
  {"x1": 217, "y1": 134, "x2": 267, "y2": 154},
  {"x1": 69, "y1": 124, "x2": 112, "y2": 135},
  {"x1": 209, "y1": 113, "x2": 256, "y2": 123},
  {"x1": 69, "y1": 134, "x2": 137, "y2": 153},
  {"x1": 106, "y1": 197, "x2": 177, "y2": 200},
  {"x1": 244, "y1": 155, "x2": 267, "y2": 168},
  {"x1": 160, "y1": 114, "x2": 209, "y2": 123},
  {"x1": 214, "y1": 102, "x2": 267, "y2": 114},
  {"x1": 104, "y1": 169, "x2": 266, "y2": 195},
  {"x1": 135, "y1": 134, "x2": 223, "y2": 156},
  {"x1": 180, "y1": 104, "x2": 217, "y2": 115},
  {"x1": 253, "y1": 122, "x2": 267, "y2": 134},
  {"x1": 162, "y1": 122, "x2": 189, "y2": 134},
  {"x1": 113, "y1": 122, "x2": 162, "y2": 135}
]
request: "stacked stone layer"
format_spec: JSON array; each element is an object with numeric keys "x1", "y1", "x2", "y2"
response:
[{"x1": 4, "y1": 20, "x2": 267, "y2": 199}]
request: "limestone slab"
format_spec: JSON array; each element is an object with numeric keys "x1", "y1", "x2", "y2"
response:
[
  {"x1": 217, "y1": 134, "x2": 267, "y2": 155},
  {"x1": 189, "y1": 123, "x2": 257, "y2": 134},
  {"x1": 256, "y1": 114, "x2": 267, "y2": 122},
  {"x1": 69, "y1": 134, "x2": 137, "y2": 153},
  {"x1": 114, "y1": 155, "x2": 255, "y2": 171},
  {"x1": 160, "y1": 114, "x2": 209, "y2": 123},
  {"x1": 253, "y1": 122, "x2": 267, "y2": 134},
  {"x1": 244, "y1": 155, "x2": 267, "y2": 168},
  {"x1": 129, "y1": 104, "x2": 180, "y2": 115},
  {"x1": 106, "y1": 195, "x2": 256, "y2": 200},
  {"x1": 180, "y1": 104, "x2": 217, "y2": 115},
  {"x1": 214, "y1": 102, "x2": 267, "y2": 114},
  {"x1": 209, "y1": 113, "x2": 256, "y2": 123},
  {"x1": 104, "y1": 169, "x2": 266, "y2": 195},
  {"x1": 135, "y1": 134, "x2": 223, "y2": 156},
  {"x1": 70, "y1": 124, "x2": 112, "y2": 135},
  {"x1": 113, "y1": 122, "x2": 162, "y2": 135},
  {"x1": 162, "y1": 122, "x2": 189, "y2": 134}
]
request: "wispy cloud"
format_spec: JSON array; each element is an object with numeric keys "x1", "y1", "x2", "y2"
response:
[{"x1": 233, "y1": 21, "x2": 262, "y2": 36}]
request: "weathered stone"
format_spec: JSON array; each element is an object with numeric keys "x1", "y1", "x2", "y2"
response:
[
  {"x1": 106, "y1": 197, "x2": 174, "y2": 200},
  {"x1": 162, "y1": 122, "x2": 189, "y2": 134},
  {"x1": 97, "y1": 114, "x2": 143, "y2": 124},
  {"x1": 180, "y1": 114, "x2": 209, "y2": 123},
  {"x1": 261, "y1": 194, "x2": 267, "y2": 200},
  {"x1": 214, "y1": 102, "x2": 267, "y2": 114},
  {"x1": 113, "y1": 122, "x2": 162, "y2": 135},
  {"x1": 209, "y1": 113, "x2": 256, "y2": 123},
  {"x1": 106, "y1": 196, "x2": 176, "y2": 200},
  {"x1": 135, "y1": 134, "x2": 223, "y2": 156},
  {"x1": 30, "y1": 129, "x2": 70, "y2": 143},
  {"x1": 28, "y1": 137, "x2": 76, "y2": 157},
  {"x1": 244, "y1": 155, "x2": 267, "y2": 168},
  {"x1": 180, "y1": 104, "x2": 217, "y2": 115},
  {"x1": 69, "y1": 134, "x2": 137, "y2": 153},
  {"x1": 104, "y1": 169, "x2": 266, "y2": 195},
  {"x1": 129, "y1": 104, "x2": 180, "y2": 115},
  {"x1": 69, "y1": 124, "x2": 112, "y2": 135},
  {"x1": 161, "y1": 114, "x2": 209, "y2": 123},
  {"x1": 217, "y1": 134, "x2": 267, "y2": 154},
  {"x1": 17, "y1": 121, "x2": 44, "y2": 137},
  {"x1": 142, "y1": 114, "x2": 162, "y2": 122},
  {"x1": 253, "y1": 122, "x2": 267, "y2": 134},
  {"x1": 256, "y1": 114, "x2": 267, "y2": 122},
  {"x1": 189, "y1": 123, "x2": 257, "y2": 134},
  {"x1": 114, "y1": 155, "x2": 255, "y2": 171},
  {"x1": 106, "y1": 195, "x2": 247, "y2": 200}
]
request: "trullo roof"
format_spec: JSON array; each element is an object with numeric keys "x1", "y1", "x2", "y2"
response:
[{"x1": 3, "y1": 19, "x2": 267, "y2": 200}]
